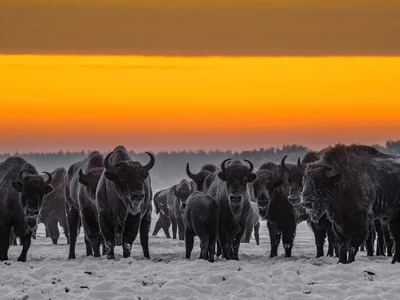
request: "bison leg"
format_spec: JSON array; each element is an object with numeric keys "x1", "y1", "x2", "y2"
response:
[
  {"x1": 67, "y1": 206, "x2": 80, "y2": 259},
  {"x1": 310, "y1": 221, "x2": 326, "y2": 258},
  {"x1": 365, "y1": 223, "x2": 375, "y2": 257},
  {"x1": 152, "y1": 216, "x2": 163, "y2": 236},
  {"x1": 208, "y1": 230, "x2": 217, "y2": 263},
  {"x1": 0, "y1": 226, "x2": 11, "y2": 261},
  {"x1": 162, "y1": 215, "x2": 171, "y2": 238},
  {"x1": 177, "y1": 216, "x2": 185, "y2": 241},
  {"x1": 326, "y1": 226, "x2": 336, "y2": 257},
  {"x1": 282, "y1": 228, "x2": 295, "y2": 258},
  {"x1": 389, "y1": 214, "x2": 400, "y2": 264},
  {"x1": 47, "y1": 218, "x2": 60, "y2": 245},
  {"x1": 254, "y1": 223, "x2": 260, "y2": 246},
  {"x1": 216, "y1": 240, "x2": 222, "y2": 257},
  {"x1": 122, "y1": 214, "x2": 141, "y2": 259},
  {"x1": 360, "y1": 244, "x2": 365, "y2": 251},
  {"x1": 384, "y1": 223, "x2": 393, "y2": 257},
  {"x1": 170, "y1": 216, "x2": 178, "y2": 240},
  {"x1": 185, "y1": 228, "x2": 195, "y2": 259},
  {"x1": 17, "y1": 231, "x2": 32, "y2": 262},
  {"x1": 267, "y1": 222, "x2": 281, "y2": 258},
  {"x1": 84, "y1": 235, "x2": 93, "y2": 256},
  {"x1": 139, "y1": 209, "x2": 152, "y2": 259},
  {"x1": 374, "y1": 220, "x2": 385, "y2": 256},
  {"x1": 337, "y1": 242, "x2": 347, "y2": 264}
]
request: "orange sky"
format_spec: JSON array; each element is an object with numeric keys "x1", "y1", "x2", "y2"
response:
[{"x1": 1, "y1": 55, "x2": 399, "y2": 153}]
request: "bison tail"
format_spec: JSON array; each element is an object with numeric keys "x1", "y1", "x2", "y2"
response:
[{"x1": 153, "y1": 191, "x2": 161, "y2": 215}]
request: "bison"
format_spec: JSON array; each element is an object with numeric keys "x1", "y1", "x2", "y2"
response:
[
  {"x1": 252, "y1": 162, "x2": 298, "y2": 257},
  {"x1": 184, "y1": 191, "x2": 219, "y2": 262},
  {"x1": 152, "y1": 189, "x2": 171, "y2": 238},
  {"x1": 186, "y1": 164, "x2": 218, "y2": 192},
  {"x1": 0, "y1": 157, "x2": 53, "y2": 261},
  {"x1": 302, "y1": 144, "x2": 400, "y2": 264},
  {"x1": 206, "y1": 159, "x2": 257, "y2": 260},
  {"x1": 39, "y1": 167, "x2": 69, "y2": 245},
  {"x1": 282, "y1": 153, "x2": 337, "y2": 258},
  {"x1": 96, "y1": 146, "x2": 154, "y2": 259},
  {"x1": 66, "y1": 151, "x2": 105, "y2": 259}
]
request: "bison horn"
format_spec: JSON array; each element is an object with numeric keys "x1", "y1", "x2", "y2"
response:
[
  {"x1": 280, "y1": 155, "x2": 290, "y2": 173},
  {"x1": 78, "y1": 169, "x2": 90, "y2": 182},
  {"x1": 244, "y1": 159, "x2": 254, "y2": 174},
  {"x1": 186, "y1": 163, "x2": 197, "y2": 180},
  {"x1": 143, "y1": 152, "x2": 155, "y2": 172},
  {"x1": 42, "y1": 172, "x2": 52, "y2": 186},
  {"x1": 297, "y1": 158, "x2": 305, "y2": 175},
  {"x1": 18, "y1": 170, "x2": 27, "y2": 183},
  {"x1": 220, "y1": 158, "x2": 231, "y2": 173},
  {"x1": 104, "y1": 152, "x2": 119, "y2": 174},
  {"x1": 326, "y1": 166, "x2": 339, "y2": 178}
]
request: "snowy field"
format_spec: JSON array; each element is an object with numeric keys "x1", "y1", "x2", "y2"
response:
[{"x1": 1, "y1": 213, "x2": 400, "y2": 300}]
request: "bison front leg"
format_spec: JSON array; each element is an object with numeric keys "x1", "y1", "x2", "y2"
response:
[
  {"x1": 365, "y1": 223, "x2": 375, "y2": 257},
  {"x1": 17, "y1": 231, "x2": 32, "y2": 262},
  {"x1": 254, "y1": 223, "x2": 260, "y2": 246},
  {"x1": 267, "y1": 222, "x2": 281, "y2": 258},
  {"x1": 310, "y1": 222, "x2": 326, "y2": 258},
  {"x1": 0, "y1": 226, "x2": 11, "y2": 261},
  {"x1": 232, "y1": 225, "x2": 246, "y2": 260},
  {"x1": 384, "y1": 223, "x2": 394, "y2": 257},
  {"x1": 139, "y1": 209, "x2": 152, "y2": 259},
  {"x1": 389, "y1": 213, "x2": 400, "y2": 263},
  {"x1": 67, "y1": 206, "x2": 80, "y2": 259},
  {"x1": 152, "y1": 216, "x2": 164, "y2": 236},
  {"x1": 170, "y1": 216, "x2": 178, "y2": 240},
  {"x1": 282, "y1": 228, "x2": 296, "y2": 258},
  {"x1": 84, "y1": 235, "x2": 93, "y2": 256},
  {"x1": 326, "y1": 226, "x2": 336, "y2": 257},
  {"x1": 177, "y1": 217, "x2": 185, "y2": 241},
  {"x1": 161, "y1": 215, "x2": 171, "y2": 238},
  {"x1": 47, "y1": 218, "x2": 60, "y2": 245},
  {"x1": 123, "y1": 214, "x2": 141, "y2": 259},
  {"x1": 99, "y1": 215, "x2": 116, "y2": 260}
]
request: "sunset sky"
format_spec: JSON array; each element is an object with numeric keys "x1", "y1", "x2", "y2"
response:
[{"x1": 1, "y1": 0, "x2": 400, "y2": 153}]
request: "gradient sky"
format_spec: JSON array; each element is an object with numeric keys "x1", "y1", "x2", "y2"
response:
[{"x1": 1, "y1": 0, "x2": 400, "y2": 153}]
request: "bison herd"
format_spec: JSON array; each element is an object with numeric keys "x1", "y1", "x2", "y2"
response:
[{"x1": 1, "y1": 144, "x2": 400, "y2": 265}]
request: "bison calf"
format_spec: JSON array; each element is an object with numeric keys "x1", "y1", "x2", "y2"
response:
[{"x1": 184, "y1": 192, "x2": 219, "y2": 262}]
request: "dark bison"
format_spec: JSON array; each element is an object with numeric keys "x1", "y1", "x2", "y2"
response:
[
  {"x1": 152, "y1": 189, "x2": 171, "y2": 238},
  {"x1": 363, "y1": 219, "x2": 393, "y2": 257},
  {"x1": 186, "y1": 164, "x2": 218, "y2": 192},
  {"x1": 302, "y1": 144, "x2": 400, "y2": 264},
  {"x1": 252, "y1": 162, "x2": 297, "y2": 257},
  {"x1": 184, "y1": 191, "x2": 219, "y2": 262},
  {"x1": 282, "y1": 153, "x2": 337, "y2": 258},
  {"x1": 207, "y1": 159, "x2": 257, "y2": 260},
  {"x1": 96, "y1": 146, "x2": 154, "y2": 259},
  {"x1": 66, "y1": 151, "x2": 105, "y2": 259},
  {"x1": 39, "y1": 167, "x2": 69, "y2": 245},
  {"x1": 167, "y1": 179, "x2": 194, "y2": 240},
  {"x1": 0, "y1": 157, "x2": 53, "y2": 261}
]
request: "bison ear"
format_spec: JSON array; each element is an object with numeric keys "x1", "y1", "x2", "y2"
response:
[
  {"x1": 248, "y1": 173, "x2": 257, "y2": 183},
  {"x1": 217, "y1": 171, "x2": 226, "y2": 181},
  {"x1": 104, "y1": 171, "x2": 118, "y2": 182},
  {"x1": 44, "y1": 185, "x2": 53, "y2": 195},
  {"x1": 12, "y1": 181, "x2": 23, "y2": 192}
]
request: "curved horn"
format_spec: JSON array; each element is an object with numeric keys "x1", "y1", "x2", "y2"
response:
[
  {"x1": 280, "y1": 155, "x2": 290, "y2": 173},
  {"x1": 78, "y1": 169, "x2": 89, "y2": 182},
  {"x1": 220, "y1": 158, "x2": 231, "y2": 173},
  {"x1": 277, "y1": 165, "x2": 285, "y2": 182},
  {"x1": 186, "y1": 163, "x2": 197, "y2": 180},
  {"x1": 104, "y1": 152, "x2": 118, "y2": 174},
  {"x1": 18, "y1": 170, "x2": 27, "y2": 183},
  {"x1": 326, "y1": 166, "x2": 339, "y2": 178},
  {"x1": 297, "y1": 158, "x2": 305, "y2": 175},
  {"x1": 143, "y1": 152, "x2": 155, "y2": 172},
  {"x1": 42, "y1": 172, "x2": 52, "y2": 186},
  {"x1": 244, "y1": 159, "x2": 254, "y2": 174}
]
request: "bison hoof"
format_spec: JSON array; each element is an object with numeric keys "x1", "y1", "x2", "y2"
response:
[
  {"x1": 68, "y1": 254, "x2": 76, "y2": 260},
  {"x1": 17, "y1": 256, "x2": 27, "y2": 262}
]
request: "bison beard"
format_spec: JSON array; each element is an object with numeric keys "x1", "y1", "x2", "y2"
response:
[
  {"x1": 206, "y1": 159, "x2": 257, "y2": 260},
  {"x1": 302, "y1": 144, "x2": 400, "y2": 264},
  {"x1": 96, "y1": 146, "x2": 154, "y2": 260},
  {"x1": 0, "y1": 157, "x2": 53, "y2": 262}
]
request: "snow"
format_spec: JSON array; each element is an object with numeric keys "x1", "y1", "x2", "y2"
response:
[{"x1": 1, "y1": 216, "x2": 399, "y2": 300}]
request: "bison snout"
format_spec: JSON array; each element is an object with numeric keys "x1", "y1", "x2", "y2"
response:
[
  {"x1": 181, "y1": 202, "x2": 187, "y2": 210},
  {"x1": 26, "y1": 217, "x2": 38, "y2": 230},
  {"x1": 229, "y1": 194, "x2": 242, "y2": 205}
]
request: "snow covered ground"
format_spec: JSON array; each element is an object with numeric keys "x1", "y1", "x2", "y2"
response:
[{"x1": 1, "y1": 214, "x2": 400, "y2": 300}]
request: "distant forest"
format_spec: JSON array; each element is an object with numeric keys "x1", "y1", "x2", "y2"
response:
[{"x1": 1, "y1": 140, "x2": 400, "y2": 191}]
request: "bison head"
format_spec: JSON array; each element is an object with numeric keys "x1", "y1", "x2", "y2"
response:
[
  {"x1": 173, "y1": 180, "x2": 194, "y2": 210},
  {"x1": 302, "y1": 163, "x2": 341, "y2": 221},
  {"x1": 103, "y1": 152, "x2": 155, "y2": 211},
  {"x1": 12, "y1": 170, "x2": 53, "y2": 230},
  {"x1": 186, "y1": 164, "x2": 216, "y2": 192},
  {"x1": 79, "y1": 168, "x2": 103, "y2": 197},
  {"x1": 253, "y1": 164, "x2": 284, "y2": 217},
  {"x1": 218, "y1": 159, "x2": 257, "y2": 207},
  {"x1": 280, "y1": 156, "x2": 304, "y2": 204}
]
